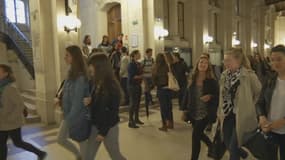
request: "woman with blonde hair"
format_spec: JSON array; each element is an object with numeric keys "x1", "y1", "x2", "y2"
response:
[
  {"x1": 181, "y1": 56, "x2": 219, "y2": 160},
  {"x1": 219, "y1": 48, "x2": 261, "y2": 160}
]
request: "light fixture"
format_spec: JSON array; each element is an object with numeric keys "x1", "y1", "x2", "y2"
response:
[
  {"x1": 264, "y1": 43, "x2": 270, "y2": 49},
  {"x1": 154, "y1": 26, "x2": 169, "y2": 40},
  {"x1": 204, "y1": 35, "x2": 214, "y2": 44},
  {"x1": 251, "y1": 42, "x2": 258, "y2": 48},
  {"x1": 232, "y1": 38, "x2": 240, "y2": 46},
  {"x1": 63, "y1": 15, "x2": 81, "y2": 33},
  {"x1": 62, "y1": 0, "x2": 81, "y2": 33}
]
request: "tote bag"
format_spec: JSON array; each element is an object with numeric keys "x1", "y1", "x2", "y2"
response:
[{"x1": 167, "y1": 71, "x2": 180, "y2": 91}]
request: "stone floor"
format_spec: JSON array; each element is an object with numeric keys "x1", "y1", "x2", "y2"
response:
[{"x1": 7, "y1": 101, "x2": 256, "y2": 160}]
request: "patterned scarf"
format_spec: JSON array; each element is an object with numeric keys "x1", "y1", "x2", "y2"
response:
[
  {"x1": 222, "y1": 69, "x2": 241, "y2": 116},
  {"x1": 0, "y1": 78, "x2": 13, "y2": 108}
]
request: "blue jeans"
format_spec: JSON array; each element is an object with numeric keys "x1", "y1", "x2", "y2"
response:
[
  {"x1": 120, "y1": 77, "x2": 129, "y2": 105},
  {"x1": 157, "y1": 88, "x2": 173, "y2": 122},
  {"x1": 223, "y1": 114, "x2": 247, "y2": 160},
  {"x1": 128, "y1": 85, "x2": 142, "y2": 122}
]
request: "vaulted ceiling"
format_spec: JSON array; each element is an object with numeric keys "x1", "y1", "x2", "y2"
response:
[{"x1": 265, "y1": 0, "x2": 285, "y2": 11}]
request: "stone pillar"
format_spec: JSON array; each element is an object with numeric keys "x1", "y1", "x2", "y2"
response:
[
  {"x1": 143, "y1": 0, "x2": 155, "y2": 54},
  {"x1": 168, "y1": 0, "x2": 179, "y2": 39},
  {"x1": 257, "y1": 4, "x2": 266, "y2": 56},
  {"x1": 190, "y1": 0, "x2": 209, "y2": 63},
  {"x1": 153, "y1": 0, "x2": 165, "y2": 53},
  {"x1": 219, "y1": 0, "x2": 233, "y2": 51},
  {"x1": 240, "y1": 0, "x2": 253, "y2": 55}
]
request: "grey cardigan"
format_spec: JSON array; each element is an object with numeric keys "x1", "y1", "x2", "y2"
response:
[{"x1": 0, "y1": 83, "x2": 25, "y2": 131}]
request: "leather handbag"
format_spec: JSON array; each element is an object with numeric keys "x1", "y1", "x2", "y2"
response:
[
  {"x1": 208, "y1": 122, "x2": 226, "y2": 160},
  {"x1": 242, "y1": 128, "x2": 278, "y2": 160},
  {"x1": 69, "y1": 108, "x2": 91, "y2": 142}
]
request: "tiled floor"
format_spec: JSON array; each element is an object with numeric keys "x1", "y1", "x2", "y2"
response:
[{"x1": 7, "y1": 102, "x2": 256, "y2": 160}]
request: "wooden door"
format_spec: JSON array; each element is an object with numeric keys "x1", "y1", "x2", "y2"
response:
[{"x1": 107, "y1": 4, "x2": 122, "y2": 43}]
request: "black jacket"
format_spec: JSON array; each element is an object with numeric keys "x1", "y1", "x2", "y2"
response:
[
  {"x1": 256, "y1": 74, "x2": 278, "y2": 118},
  {"x1": 90, "y1": 86, "x2": 120, "y2": 136},
  {"x1": 172, "y1": 60, "x2": 189, "y2": 88},
  {"x1": 181, "y1": 78, "x2": 219, "y2": 122}
]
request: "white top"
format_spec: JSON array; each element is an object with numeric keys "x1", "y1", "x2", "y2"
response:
[
  {"x1": 269, "y1": 78, "x2": 285, "y2": 134},
  {"x1": 120, "y1": 55, "x2": 130, "y2": 78}
]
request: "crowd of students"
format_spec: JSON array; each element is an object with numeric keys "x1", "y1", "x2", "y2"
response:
[{"x1": 0, "y1": 33, "x2": 285, "y2": 160}]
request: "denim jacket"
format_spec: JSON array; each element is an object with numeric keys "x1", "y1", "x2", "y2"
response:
[{"x1": 62, "y1": 76, "x2": 89, "y2": 125}]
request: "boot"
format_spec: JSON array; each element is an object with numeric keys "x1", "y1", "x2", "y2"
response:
[
  {"x1": 135, "y1": 119, "x2": 144, "y2": 125},
  {"x1": 167, "y1": 120, "x2": 174, "y2": 129},
  {"x1": 128, "y1": 121, "x2": 139, "y2": 128},
  {"x1": 158, "y1": 121, "x2": 168, "y2": 132}
]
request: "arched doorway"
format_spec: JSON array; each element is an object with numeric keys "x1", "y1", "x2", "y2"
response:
[{"x1": 107, "y1": 4, "x2": 122, "y2": 42}]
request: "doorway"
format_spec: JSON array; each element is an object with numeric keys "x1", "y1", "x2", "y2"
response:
[{"x1": 107, "y1": 4, "x2": 122, "y2": 43}]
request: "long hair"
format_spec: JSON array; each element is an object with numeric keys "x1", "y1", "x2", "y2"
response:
[
  {"x1": 130, "y1": 50, "x2": 140, "y2": 61},
  {"x1": 83, "y1": 35, "x2": 91, "y2": 45},
  {"x1": 0, "y1": 64, "x2": 16, "y2": 82},
  {"x1": 66, "y1": 45, "x2": 87, "y2": 80},
  {"x1": 101, "y1": 35, "x2": 109, "y2": 45},
  {"x1": 88, "y1": 54, "x2": 123, "y2": 100},
  {"x1": 154, "y1": 53, "x2": 168, "y2": 74},
  {"x1": 190, "y1": 56, "x2": 216, "y2": 83},
  {"x1": 165, "y1": 52, "x2": 174, "y2": 65},
  {"x1": 224, "y1": 48, "x2": 251, "y2": 69}
]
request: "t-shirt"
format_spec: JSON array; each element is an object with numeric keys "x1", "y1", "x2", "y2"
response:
[
  {"x1": 269, "y1": 78, "x2": 285, "y2": 134},
  {"x1": 142, "y1": 57, "x2": 154, "y2": 78}
]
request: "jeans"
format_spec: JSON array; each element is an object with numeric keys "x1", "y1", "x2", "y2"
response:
[
  {"x1": 57, "y1": 121, "x2": 87, "y2": 159},
  {"x1": 85, "y1": 125, "x2": 126, "y2": 160},
  {"x1": 191, "y1": 118, "x2": 212, "y2": 160},
  {"x1": 144, "y1": 77, "x2": 153, "y2": 108},
  {"x1": 157, "y1": 88, "x2": 173, "y2": 122},
  {"x1": 128, "y1": 85, "x2": 142, "y2": 122},
  {"x1": 223, "y1": 114, "x2": 247, "y2": 160},
  {"x1": 178, "y1": 85, "x2": 186, "y2": 109},
  {"x1": 120, "y1": 77, "x2": 129, "y2": 105},
  {"x1": 0, "y1": 128, "x2": 44, "y2": 160},
  {"x1": 271, "y1": 132, "x2": 285, "y2": 160}
]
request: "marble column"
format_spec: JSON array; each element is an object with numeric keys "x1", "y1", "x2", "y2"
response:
[
  {"x1": 168, "y1": 0, "x2": 179, "y2": 40},
  {"x1": 240, "y1": 0, "x2": 253, "y2": 55}
]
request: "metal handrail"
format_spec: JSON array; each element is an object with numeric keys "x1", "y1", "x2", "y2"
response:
[{"x1": 0, "y1": 15, "x2": 32, "y2": 47}]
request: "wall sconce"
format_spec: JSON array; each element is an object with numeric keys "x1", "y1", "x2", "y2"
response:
[
  {"x1": 232, "y1": 38, "x2": 240, "y2": 46},
  {"x1": 251, "y1": 42, "x2": 258, "y2": 48},
  {"x1": 204, "y1": 35, "x2": 214, "y2": 44},
  {"x1": 62, "y1": 15, "x2": 81, "y2": 33},
  {"x1": 63, "y1": 0, "x2": 81, "y2": 33},
  {"x1": 264, "y1": 43, "x2": 271, "y2": 49},
  {"x1": 154, "y1": 26, "x2": 169, "y2": 40}
]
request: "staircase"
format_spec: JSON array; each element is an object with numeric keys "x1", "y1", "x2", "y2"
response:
[
  {"x1": 0, "y1": 15, "x2": 35, "y2": 79},
  {"x1": 22, "y1": 89, "x2": 41, "y2": 123},
  {"x1": 0, "y1": 16, "x2": 39, "y2": 123}
]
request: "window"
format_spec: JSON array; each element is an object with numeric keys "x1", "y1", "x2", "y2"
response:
[
  {"x1": 178, "y1": 2, "x2": 185, "y2": 38},
  {"x1": 5, "y1": 0, "x2": 16, "y2": 22},
  {"x1": 5, "y1": 0, "x2": 27, "y2": 24},
  {"x1": 16, "y1": 0, "x2": 26, "y2": 24}
]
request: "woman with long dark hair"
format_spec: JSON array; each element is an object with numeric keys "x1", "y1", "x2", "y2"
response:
[
  {"x1": 57, "y1": 45, "x2": 89, "y2": 160},
  {"x1": 181, "y1": 56, "x2": 219, "y2": 160},
  {"x1": 128, "y1": 50, "x2": 144, "y2": 128},
  {"x1": 0, "y1": 64, "x2": 47, "y2": 160},
  {"x1": 153, "y1": 53, "x2": 173, "y2": 131},
  {"x1": 85, "y1": 54, "x2": 126, "y2": 160}
]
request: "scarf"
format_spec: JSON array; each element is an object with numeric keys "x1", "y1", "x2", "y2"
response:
[
  {"x1": 222, "y1": 69, "x2": 241, "y2": 116},
  {"x1": 0, "y1": 78, "x2": 13, "y2": 108}
]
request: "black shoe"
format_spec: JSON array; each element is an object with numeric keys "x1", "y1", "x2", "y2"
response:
[
  {"x1": 128, "y1": 123, "x2": 139, "y2": 128},
  {"x1": 240, "y1": 148, "x2": 248, "y2": 159},
  {"x1": 135, "y1": 120, "x2": 144, "y2": 125},
  {"x1": 38, "y1": 151, "x2": 47, "y2": 160}
]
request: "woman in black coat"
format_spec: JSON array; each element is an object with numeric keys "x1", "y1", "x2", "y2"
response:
[{"x1": 181, "y1": 56, "x2": 219, "y2": 160}]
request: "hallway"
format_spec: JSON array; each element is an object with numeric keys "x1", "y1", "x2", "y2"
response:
[{"x1": 7, "y1": 101, "x2": 255, "y2": 160}]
